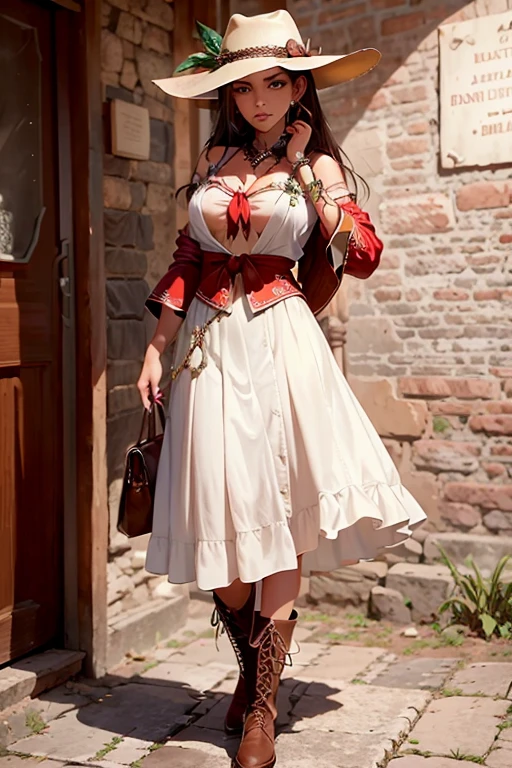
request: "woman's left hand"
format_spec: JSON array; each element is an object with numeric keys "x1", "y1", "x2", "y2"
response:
[{"x1": 286, "y1": 120, "x2": 312, "y2": 164}]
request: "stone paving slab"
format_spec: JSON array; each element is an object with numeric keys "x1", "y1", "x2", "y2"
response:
[
  {"x1": 274, "y1": 728, "x2": 396, "y2": 768},
  {"x1": 403, "y1": 696, "x2": 510, "y2": 757},
  {"x1": 139, "y1": 662, "x2": 233, "y2": 692},
  {"x1": 303, "y1": 646, "x2": 384, "y2": 681},
  {"x1": 388, "y1": 758, "x2": 467, "y2": 767},
  {"x1": 369, "y1": 658, "x2": 460, "y2": 691},
  {"x1": 7, "y1": 683, "x2": 199, "y2": 761},
  {"x1": 281, "y1": 642, "x2": 328, "y2": 680},
  {"x1": 0, "y1": 758, "x2": 64, "y2": 768},
  {"x1": 142, "y1": 745, "x2": 225, "y2": 768},
  {"x1": 170, "y1": 725, "x2": 239, "y2": 759},
  {"x1": 167, "y1": 635, "x2": 238, "y2": 668},
  {"x1": 487, "y1": 740, "x2": 512, "y2": 768},
  {"x1": 448, "y1": 662, "x2": 512, "y2": 698},
  {"x1": 291, "y1": 682, "x2": 430, "y2": 739}
]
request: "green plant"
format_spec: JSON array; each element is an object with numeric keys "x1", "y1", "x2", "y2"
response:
[
  {"x1": 91, "y1": 736, "x2": 123, "y2": 761},
  {"x1": 449, "y1": 748, "x2": 485, "y2": 763},
  {"x1": 346, "y1": 612, "x2": 369, "y2": 628},
  {"x1": 142, "y1": 660, "x2": 158, "y2": 673},
  {"x1": 433, "y1": 416, "x2": 451, "y2": 433},
  {"x1": 437, "y1": 545, "x2": 512, "y2": 640},
  {"x1": 25, "y1": 711, "x2": 46, "y2": 735},
  {"x1": 166, "y1": 639, "x2": 185, "y2": 648}
]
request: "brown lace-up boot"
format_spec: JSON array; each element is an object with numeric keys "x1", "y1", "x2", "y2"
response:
[
  {"x1": 211, "y1": 584, "x2": 257, "y2": 735},
  {"x1": 233, "y1": 609, "x2": 298, "y2": 768}
]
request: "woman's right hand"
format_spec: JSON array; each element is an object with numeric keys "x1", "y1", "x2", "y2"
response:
[{"x1": 137, "y1": 346, "x2": 163, "y2": 410}]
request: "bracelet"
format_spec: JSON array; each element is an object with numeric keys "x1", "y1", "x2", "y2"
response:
[
  {"x1": 291, "y1": 155, "x2": 311, "y2": 175},
  {"x1": 306, "y1": 178, "x2": 324, "y2": 204}
]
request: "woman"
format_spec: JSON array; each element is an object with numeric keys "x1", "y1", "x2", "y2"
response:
[{"x1": 137, "y1": 10, "x2": 427, "y2": 768}]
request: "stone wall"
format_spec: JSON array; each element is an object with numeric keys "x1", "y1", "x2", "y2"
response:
[
  {"x1": 289, "y1": 0, "x2": 512, "y2": 536},
  {"x1": 101, "y1": 0, "x2": 179, "y2": 623}
]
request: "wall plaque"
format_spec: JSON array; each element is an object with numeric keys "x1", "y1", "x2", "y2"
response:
[
  {"x1": 439, "y1": 11, "x2": 512, "y2": 168},
  {"x1": 111, "y1": 99, "x2": 150, "y2": 161}
]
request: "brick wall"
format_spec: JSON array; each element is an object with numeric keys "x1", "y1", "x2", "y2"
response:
[
  {"x1": 101, "y1": 0, "x2": 179, "y2": 621},
  {"x1": 288, "y1": 0, "x2": 512, "y2": 535}
]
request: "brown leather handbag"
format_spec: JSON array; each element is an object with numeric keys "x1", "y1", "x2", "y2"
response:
[{"x1": 117, "y1": 398, "x2": 166, "y2": 538}]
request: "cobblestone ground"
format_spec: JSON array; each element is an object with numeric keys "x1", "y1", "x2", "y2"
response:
[{"x1": 1, "y1": 600, "x2": 511, "y2": 768}]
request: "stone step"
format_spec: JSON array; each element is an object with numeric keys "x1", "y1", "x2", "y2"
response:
[
  {"x1": 0, "y1": 649, "x2": 85, "y2": 716},
  {"x1": 107, "y1": 593, "x2": 189, "y2": 670},
  {"x1": 424, "y1": 532, "x2": 512, "y2": 570},
  {"x1": 385, "y1": 562, "x2": 454, "y2": 623}
]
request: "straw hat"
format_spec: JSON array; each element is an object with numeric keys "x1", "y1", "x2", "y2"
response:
[{"x1": 153, "y1": 10, "x2": 381, "y2": 100}]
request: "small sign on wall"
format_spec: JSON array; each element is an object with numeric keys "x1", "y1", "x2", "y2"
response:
[
  {"x1": 439, "y1": 11, "x2": 512, "y2": 168},
  {"x1": 111, "y1": 99, "x2": 150, "y2": 161}
]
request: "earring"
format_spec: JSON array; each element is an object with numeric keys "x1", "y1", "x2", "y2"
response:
[{"x1": 290, "y1": 100, "x2": 295, "y2": 106}]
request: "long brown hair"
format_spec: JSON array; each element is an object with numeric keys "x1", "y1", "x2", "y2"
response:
[{"x1": 179, "y1": 69, "x2": 369, "y2": 203}]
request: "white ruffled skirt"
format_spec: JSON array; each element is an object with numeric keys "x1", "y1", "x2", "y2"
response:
[{"x1": 145, "y1": 281, "x2": 427, "y2": 591}]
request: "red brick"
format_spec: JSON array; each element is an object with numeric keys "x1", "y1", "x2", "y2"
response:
[
  {"x1": 473, "y1": 289, "x2": 502, "y2": 301},
  {"x1": 374, "y1": 288, "x2": 402, "y2": 302},
  {"x1": 430, "y1": 402, "x2": 473, "y2": 416},
  {"x1": 318, "y1": 2, "x2": 366, "y2": 24},
  {"x1": 371, "y1": 0, "x2": 405, "y2": 8},
  {"x1": 505, "y1": 380, "x2": 512, "y2": 398},
  {"x1": 444, "y1": 482, "x2": 512, "y2": 511},
  {"x1": 380, "y1": 251, "x2": 401, "y2": 269},
  {"x1": 482, "y1": 462, "x2": 507, "y2": 478},
  {"x1": 456, "y1": 182, "x2": 510, "y2": 212},
  {"x1": 439, "y1": 502, "x2": 481, "y2": 531},
  {"x1": 380, "y1": 193, "x2": 454, "y2": 235},
  {"x1": 469, "y1": 415, "x2": 512, "y2": 436},
  {"x1": 368, "y1": 91, "x2": 390, "y2": 111},
  {"x1": 384, "y1": 66, "x2": 410, "y2": 87},
  {"x1": 490, "y1": 367, "x2": 512, "y2": 378},
  {"x1": 387, "y1": 138, "x2": 429, "y2": 158},
  {"x1": 381, "y1": 11, "x2": 425, "y2": 35},
  {"x1": 468, "y1": 255, "x2": 501, "y2": 270},
  {"x1": 499, "y1": 234, "x2": 512, "y2": 244},
  {"x1": 491, "y1": 445, "x2": 512, "y2": 457},
  {"x1": 366, "y1": 272, "x2": 401, "y2": 287},
  {"x1": 485, "y1": 401, "x2": 512, "y2": 415},
  {"x1": 398, "y1": 376, "x2": 500, "y2": 400},
  {"x1": 390, "y1": 158, "x2": 425, "y2": 171},
  {"x1": 389, "y1": 84, "x2": 428, "y2": 103},
  {"x1": 432, "y1": 289, "x2": 469, "y2": 301},
  {"x1": 407, "y1": 120, "x2": 429, "y2": 135},
  {"x1": 405, "y1": 288, "x2": 421, "y2": 301}
]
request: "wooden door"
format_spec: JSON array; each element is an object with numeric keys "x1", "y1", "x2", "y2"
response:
[{"x1": 0, "y1": 0, "x2": 65, "y2": 664}]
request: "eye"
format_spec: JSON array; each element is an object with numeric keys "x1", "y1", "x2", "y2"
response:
[
  {"x1": 269, "y1": 80, "x2": 286, "y2": 89},
  {"x1": 233, "y1": 85, "x2": 250, "y2": 94}
]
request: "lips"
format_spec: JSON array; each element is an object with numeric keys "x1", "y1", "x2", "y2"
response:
[{"x1": 255, "y1": 113, "x2": 270, "y2": 120}]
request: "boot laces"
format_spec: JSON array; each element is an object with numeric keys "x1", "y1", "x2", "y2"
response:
[
  {"x1": 250, "y1": 623, "x2": 287, "y2": 728},
  {"x1": 210, "y1": 605, "x2": 246, "y2": 671}
]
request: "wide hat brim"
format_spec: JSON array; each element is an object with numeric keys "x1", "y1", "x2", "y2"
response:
[{"x1": 153, "y1": 48, "x2": 381, "y2": 100}]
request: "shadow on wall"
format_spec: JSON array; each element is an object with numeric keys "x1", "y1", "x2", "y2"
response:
[{"x1": 289, "y1": 0, "x2": 475, "y2": 139}]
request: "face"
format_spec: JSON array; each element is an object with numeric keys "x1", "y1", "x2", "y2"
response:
[{"x1": 231, "y1": 67, "x2": 307, "y2": 132}]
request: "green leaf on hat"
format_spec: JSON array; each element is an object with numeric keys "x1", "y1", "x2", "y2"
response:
[
  {"x1": 174, "y1": 51, "x2": 217, "y2": 74},
  {"x1": 195, "y1": 20, "x2": 222, "y2": 56}
]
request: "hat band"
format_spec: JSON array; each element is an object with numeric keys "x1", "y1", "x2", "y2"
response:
[{"x1": 216, "y1": 45, "x2": 289, "y2": 67}]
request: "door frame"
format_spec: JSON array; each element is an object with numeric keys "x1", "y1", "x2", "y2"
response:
[{"x1": 58, "y1": 0, "x2": 108, "y2": 678}]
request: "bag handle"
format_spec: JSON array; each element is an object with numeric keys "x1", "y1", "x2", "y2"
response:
[{"x1": 137, "y1": 394, "x2": 166, "y2": 445}]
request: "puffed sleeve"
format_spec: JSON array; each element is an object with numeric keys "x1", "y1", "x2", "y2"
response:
[
  {"x1": 330, "y1": 199, "x2": 383, "y2": 280},
  {"x1": 298, "y1": 198, "x2": 383, "y2": 316},
  {"x1": 145, "y1": 228, "x2": 203, "y2": 319}
]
